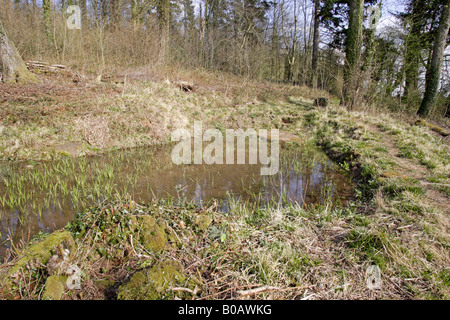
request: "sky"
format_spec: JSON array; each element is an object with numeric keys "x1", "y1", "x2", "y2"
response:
[
  {"x1": 379, "y1": 0, "x2": 407, "y2": 29},
  {"x1": 193, "y1": 0, "x2": 408, "y2": 32},
  {"x1": 40, "y1": 0, "x2": 407, "y2": 29}
]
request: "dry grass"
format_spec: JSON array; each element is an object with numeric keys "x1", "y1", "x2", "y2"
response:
[
  {"x1": 0, "y1": 63, "x2": 449, "y2": 300},
  {"x1": 0, "y1": 65, "x2": 331, "y2": 161}
]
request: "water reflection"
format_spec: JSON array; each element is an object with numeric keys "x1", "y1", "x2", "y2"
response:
[{"x1": 0, "y1": 143, "x2": 354, "y2": 259}]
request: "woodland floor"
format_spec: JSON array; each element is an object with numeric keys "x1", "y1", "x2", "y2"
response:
[{"x1": 0, "y1": 66, "x2": 449, "y2": 300}]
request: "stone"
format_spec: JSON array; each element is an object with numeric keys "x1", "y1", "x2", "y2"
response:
[
  {"x1": 117, "y1": 260, "x2": 188, "y2": 300},
  {"x1": 42, "y1": 275, "x2": 68, "y2": 300},
  {"x1": 132, "y1": 215, "x2": 167, "y2": 253},
  {"x1": 7, "y1": 231, "x2": 75, "y2": 278}
]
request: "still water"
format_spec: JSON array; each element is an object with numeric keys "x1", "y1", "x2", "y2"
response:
[{"x1": 0, "y1": 142, "x2": 354, "y2": 259}]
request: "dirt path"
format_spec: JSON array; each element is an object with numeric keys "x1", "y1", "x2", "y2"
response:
[{"x1": 367, "y1": 123, "x2": 449, "y2": 214}]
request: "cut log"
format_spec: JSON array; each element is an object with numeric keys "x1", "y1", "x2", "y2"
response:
[{"x1": 26, "y1": 61, "x2": 67, "y2": 74}]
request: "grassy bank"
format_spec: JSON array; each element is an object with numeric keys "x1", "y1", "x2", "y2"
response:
[
  {"x1": 0, "y1": 67, "x2": 320, "y2": 161},
  {"x1": 0, "y1": 68, "x2": 449, "y2": 300}
]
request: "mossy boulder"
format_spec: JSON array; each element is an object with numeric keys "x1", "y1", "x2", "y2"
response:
[
  {"x1": 7, "y1": 230, "x2": 74, "y2": 278},
  {"x1": 42, "y1": 275, "x2": 68, "y2": 300},
  {"x1": 117, "y1": 260, "x2": 189, "y2": 300},
  {"x1": 132, "y1": 215, "x2": 167, "y2": 252}
]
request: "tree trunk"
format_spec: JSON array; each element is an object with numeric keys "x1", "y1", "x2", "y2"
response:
[
  {"x1": 42, "y1": 0, "x2": 53, "y2": 43},
  {"x1": 110, "y1": 0, "x2": 121, "y2": 30},
  {"x1": 131, "y1": 0, "x2": 146, "y2": 29},
  {"x1": 79, "y1": 0, "x2": 87, "y2": 28},
  {"x1": 284, "y1": 48, "x2": 295, "y2": 82},
  {"x1": 270, "y1": 3, "x2": 280, "y2": 79},
  {"x1": 0, "y1": 18, "x2": 38, "y2": 83},
  {"x1": 157, "y1": 0, "x2": 171, "y2": 64},
  {"x1": 311, "y1": 0, "x2": 320, "y2": 89},
  {"x1": 342, "y1": 0, "x2": 364, "y2": 110},
  {"x1": 403, "y1": 0, "x2": 425, "y2": 101},
  {"x1": 417, "y1": 1, "x2": 450, "y2": 117},
  {"x1": 284, "y1": 0, "x2": 297, "y2": 83}
]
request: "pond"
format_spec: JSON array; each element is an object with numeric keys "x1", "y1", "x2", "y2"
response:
[{"x1": 0, "y1": 141, "x2": 355, "y2": 259}]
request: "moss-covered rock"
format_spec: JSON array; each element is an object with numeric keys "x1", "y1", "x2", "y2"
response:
[
  {"x1": 7, "y1": 230, "x2": 74, "y2": 278},
  {"x1": 117, "y1": 260, "x2": 188, "y2": 300},
  {"x1": 133, "y1": 215, "x2": 167, "y2": 253},
  {"x1": 42, "y1": 275, "x2": 68, "y2": 300}
]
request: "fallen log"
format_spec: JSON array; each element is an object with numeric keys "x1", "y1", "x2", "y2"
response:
[
  {"x1": 174, "y1": 80, "x2": 195, "y2": 92},
  {"x1": 26, "y1": 61, "x2": 67, "y2": 73},
  {"x1": 414, "y1": 119, "x2": 449, "y2": 137}
]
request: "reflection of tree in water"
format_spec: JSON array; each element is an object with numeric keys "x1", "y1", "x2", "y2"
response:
[
  {"x1": 135, "y1": 144, "x2": 353, "y2": 209},
  {"x1": 0, "y1": 144, "x2": 354, "y2": 259},
  {"x1": 254, "y1": 150, "x2": 352, "y2": 207}
]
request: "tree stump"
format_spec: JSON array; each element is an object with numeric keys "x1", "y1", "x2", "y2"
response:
[{"x1": 313, "y1": 97, "x2": 328, "y2": 107}]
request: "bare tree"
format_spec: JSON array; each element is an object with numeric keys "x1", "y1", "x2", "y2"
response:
[
  {"x1": 78, "y1": 0, "x2": 88, "y2": 28},
  {"x1": 43, "y1": 0, "x2": 53, "y2": 43},
  {"x1": 283, "y1": 0, "x2": 298, "y2": 83},
  {"x1": 311, "y1": 0, "x2": 320, "y2": 88}
]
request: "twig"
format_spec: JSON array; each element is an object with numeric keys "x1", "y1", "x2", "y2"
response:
[
  {"x1": 420, "y1": 182, "x2": 450, "y2": 187},
  {"x1": 237, "y1": 285, "x2": 308, "y2": 297},
  {"x1": 237, "y1": 285, "x2": 281, "y2": 297},
  {"x1": 170, "y1": 287, "x2": 197, "y2": 295},
  {"x1": 396, "y1": 224, "x2": 414, "y2": 230},
  {"x1": 301, "y1": 293, "x2": 316, "y2": 300},
  {"x1": 197, "y1": 284, "x2": 261, "y2": 300}
]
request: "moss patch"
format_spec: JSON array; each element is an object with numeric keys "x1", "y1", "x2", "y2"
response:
[
  {"x1": 415, "y1": 119, "x2": 449, "y2": 137},
  {"x1": 94, "y1": 279, "x2": 116, "y2": 291},
  {"x1": 7, "y1": 231, "x2": 74, "y2": 278},
  {"x1": 135, "y1": 215, "x2": 168, "y2": 253},
  {"x1": 42, "y1": 275, "x2": 67, "y2": 300},
  {"x1": 117, "y1": 260, "x2": 189, "y2": 300}
]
